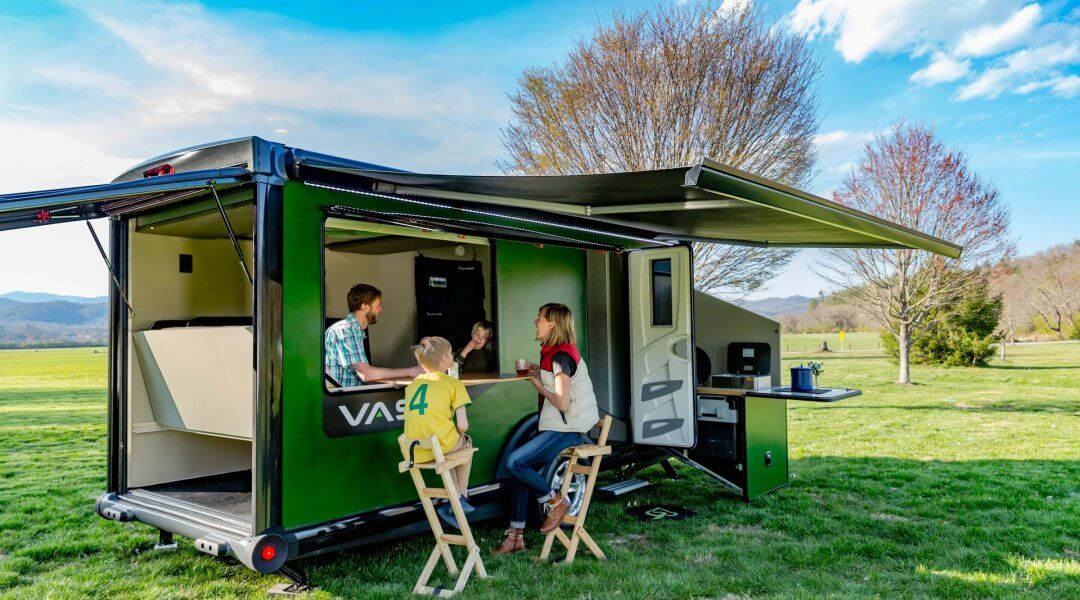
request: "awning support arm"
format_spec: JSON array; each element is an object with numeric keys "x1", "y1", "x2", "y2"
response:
[
  {"x1": 209, "y1": 182, "x2": 253, "y2": 286},
  {"x1": 85, "y1": 221, "x2": 135, "y2": 318}
]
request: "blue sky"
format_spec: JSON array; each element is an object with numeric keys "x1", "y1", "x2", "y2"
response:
[{"x1": 0, "y1": 0, "x2": 1076, "y2": 299}]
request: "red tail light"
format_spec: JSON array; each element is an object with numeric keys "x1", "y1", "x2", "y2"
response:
[
  {"x1": 260, "y1": 545, "x2": 277, "y2": 561},
  {"x1": 142, "y1": 164, "x2": 176, "y2": 178}
]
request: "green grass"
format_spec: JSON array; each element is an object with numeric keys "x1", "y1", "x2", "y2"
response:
[
  {"x1": 782, "y1": 331, "x2": 884, "y2": 353},
  {"x1": 1, "y1": 345, "x2": 1078, "y2": 598}
]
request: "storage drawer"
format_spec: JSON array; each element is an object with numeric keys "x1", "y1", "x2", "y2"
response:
[{"x1": 696, "y1": 420, "x2": 737, "y2": 460}]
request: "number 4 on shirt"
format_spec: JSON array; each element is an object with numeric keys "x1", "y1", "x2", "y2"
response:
[{"x1": 408, "y1": 384, "x2": 429, "y2": 415}]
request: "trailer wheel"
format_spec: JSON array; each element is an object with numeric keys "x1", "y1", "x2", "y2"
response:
[{"x1": 542, "y1": 456, "x2": 587, "y2": 520}]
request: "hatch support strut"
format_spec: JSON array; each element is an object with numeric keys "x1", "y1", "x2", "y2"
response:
[
  {"x1": 209, "y1": 182, "x2": 253, "y2": 286},
  {"x1": 86, "y1": 221, "x2": 135, "y2": 317}
]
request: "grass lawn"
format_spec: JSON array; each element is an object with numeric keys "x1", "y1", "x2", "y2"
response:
[
  {"x1": 1, "y1": 344, "x2": 1078, "y2": 598},
  {"x1": 782, "y1": 331, "x2": 884, "y2": 353}
]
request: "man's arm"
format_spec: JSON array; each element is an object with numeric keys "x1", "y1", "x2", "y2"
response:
[{"x1": 353, "y1": 361, "x2": 422, "y2": 382}]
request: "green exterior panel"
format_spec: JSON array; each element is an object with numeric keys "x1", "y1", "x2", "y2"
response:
[
  {"x1": 744, "y1": 396, "x2": 789, "y2": 500},
  {"x1": 493, "y1": 240, "x2": 588, "y2": 368},
  {"x1": 279, "y1": 182, "x2": 536, "y2": 529}
]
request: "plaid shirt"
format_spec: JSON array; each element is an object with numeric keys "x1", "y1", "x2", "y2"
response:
[{"x1": 325, "y1": 313, "x2": 368, "y2": 388}]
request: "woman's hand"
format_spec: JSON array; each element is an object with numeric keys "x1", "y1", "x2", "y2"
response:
[
  {"x1": 527, "y1": 362, "x2": 540, "y2": 377},
  {"x1": 530, "y1": 377, "x2": 547, "y2": 395}
]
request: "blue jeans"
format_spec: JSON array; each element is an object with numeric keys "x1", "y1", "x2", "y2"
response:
[{"x1": 506, "y1": 430, "x2": 588, "y2": 528}]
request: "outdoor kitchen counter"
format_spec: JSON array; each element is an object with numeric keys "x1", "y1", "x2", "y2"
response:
[
  {"x1": 697, "y1": 386, "x2": 862, "y2": 402},
  {"x1": 370, "y1": 373, "x2": 533, "y2": 387},
  {"x1": 697, "y1": 386, "x2": 749, "y2": 396}
]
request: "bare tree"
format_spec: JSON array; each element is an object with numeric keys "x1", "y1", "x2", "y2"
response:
[
  {"x1": 1025, "y1": 242, "x2": 1080, "y2": 336},
  {"x1": 992, "y1": 262, "x2": 1025, "y2": 346},
  {"x1": 500, "y1": 1, "x2": 820, "y2": 297},
  {"x1": 818, "y1": 122, "x2": 1013, "y2": 384}
]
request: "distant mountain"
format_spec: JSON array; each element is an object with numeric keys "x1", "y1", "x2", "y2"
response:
[
  {"x1": 0, "y1": 294, "x2": 107, "y2": 347},
  {"x1": 0, "y1": 299, "x2": 106, "y2": 325},
  {"x1": 0, "y1": 291, "x2": 108, "y2": 304},
  {"x1": 734, "y1": 295, "x2": 812, "y2": 318}
]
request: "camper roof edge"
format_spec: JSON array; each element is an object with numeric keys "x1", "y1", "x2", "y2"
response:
[{"x1": 101, "y1": 137, "x2": 963, "y2": 260}]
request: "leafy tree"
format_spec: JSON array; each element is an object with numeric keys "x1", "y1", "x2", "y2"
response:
[
  {"x1": 882, "y1": 281, "x2": 1003, "y2": 367},
  {"x1": 500, "y1": 1, "x2": 821, "y2": 297}
]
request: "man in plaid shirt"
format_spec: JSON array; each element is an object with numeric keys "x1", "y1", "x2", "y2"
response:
[{"x1": 325, "y1": 283, "x2": 422, "y2": 388}]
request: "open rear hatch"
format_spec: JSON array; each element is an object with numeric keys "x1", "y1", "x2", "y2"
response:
[{"x1": 0, "y1": 168, "x2": 249, "y2": 232}]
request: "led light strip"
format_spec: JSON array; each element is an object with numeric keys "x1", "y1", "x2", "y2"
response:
[
  {"x1": 329, "y1": 205, "x2": 606, "y2": 247},
  {"x1": 305, "y1": 180, "x2": 671, "y2": 247}
]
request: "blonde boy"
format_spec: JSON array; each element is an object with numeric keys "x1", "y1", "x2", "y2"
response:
[{"x1": 404, "y1": 336, "x2": 475, "y2": 528}]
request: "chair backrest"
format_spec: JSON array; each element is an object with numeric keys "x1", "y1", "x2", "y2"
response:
[
  {"x1": 397, "y1": 434, "x2": 444, "y2": 471},
  {"x1": 595, "y1": 415, "x2": 613, "y2": 446}
]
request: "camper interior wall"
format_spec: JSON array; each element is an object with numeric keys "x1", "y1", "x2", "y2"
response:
[
  {"x1": 126, "y1": 226, "x2": 253, "y2": 488},
  {"x1": 692, "y1": 291, "x2": 782, "y2": 387},
  {"x1": 586, "y1": 250, "x2": 630, "y2": 441},
  {"x1": 324, "y1": 243, "x2": 492, "y2": 368}
]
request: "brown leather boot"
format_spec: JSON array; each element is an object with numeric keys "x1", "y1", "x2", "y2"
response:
[
  {"x1": 540, "y1": 494, "x2": 570, "y2": 534},
  {"x1": 492, "y1": 527, "x2": 525, "y2": 555}
]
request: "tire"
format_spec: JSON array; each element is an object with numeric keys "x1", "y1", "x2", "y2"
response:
[{"x1": 541, "y1": 455, "x2": 588, "y2": 520}]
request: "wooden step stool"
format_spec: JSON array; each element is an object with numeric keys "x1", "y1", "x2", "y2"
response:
[
  {"x1": 540, "y1": 415, "x2": 613, "y2": 564},
  {"x1": 397, "y1": 434, "x2": 488, "y2": 598}
]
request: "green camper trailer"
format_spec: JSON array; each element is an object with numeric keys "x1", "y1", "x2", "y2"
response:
[{"x1": 0, "y1": 137, "x2": 961, "y2": 581}]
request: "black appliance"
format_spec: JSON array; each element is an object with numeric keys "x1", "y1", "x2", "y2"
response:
[
  {"x1": 414, "y1": 256, "x2": 486, "y2": 348},
  {"x1": 726, "y1": 342, "x2": 771, "y2": 376}
]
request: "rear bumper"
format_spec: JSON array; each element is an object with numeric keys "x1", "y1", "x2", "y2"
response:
[
  {"x1": 95, "y1": 491, "x2": 285, "y2": 572},
  {"x1": 95, "y1": 482, "x2": 507, "y2": 571}
]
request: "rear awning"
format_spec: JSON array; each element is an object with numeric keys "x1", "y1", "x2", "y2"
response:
[
  {"x1": 294, "y1": 152, "x2": 961, "y2": 258},
  {"x1": 0, "y1": 168, "x2": 249, "y2": 232}
]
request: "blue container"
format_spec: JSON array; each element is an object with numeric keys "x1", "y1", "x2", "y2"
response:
[{"x1": 790, "y1": 365, "x2": 813, "y2": 392}]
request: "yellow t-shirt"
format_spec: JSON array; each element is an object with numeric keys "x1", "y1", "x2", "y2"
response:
[{"x1": 403, "y1": 371, "x2": 472, "y2": 463}]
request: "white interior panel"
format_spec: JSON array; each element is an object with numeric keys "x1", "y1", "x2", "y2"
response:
[{"x1": 133, "y1": 326, "x2": 254, "y2": 439}]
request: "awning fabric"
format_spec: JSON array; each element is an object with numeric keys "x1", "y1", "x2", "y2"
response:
[{"x1": 296, "y1": 152, "x2": 961, "y2": 258}]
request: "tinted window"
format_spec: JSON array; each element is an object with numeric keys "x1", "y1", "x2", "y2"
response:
[{"x1": 651, "y1": 258, "x2": 672, "y2": 326}]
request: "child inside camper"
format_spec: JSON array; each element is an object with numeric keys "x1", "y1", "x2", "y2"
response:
[
  {"x1": 404, "y1": 336, "x2": 475, "y2": 529},
  {"x1": 454, "y1": 320, "x2": 494, "y2": 373}
]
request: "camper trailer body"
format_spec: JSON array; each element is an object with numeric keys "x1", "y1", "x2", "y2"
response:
[{"x1": 0, "y1": 137, "x2": 961, "y2": 574}]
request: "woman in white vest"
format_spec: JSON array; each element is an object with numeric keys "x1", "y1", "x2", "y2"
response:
[{"x1": 492, "y1": 303, "x2": 600, "y2": 556}]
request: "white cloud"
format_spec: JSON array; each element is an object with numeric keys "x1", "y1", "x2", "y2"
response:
[
  {"x1": 1015, "y1": 74, "x2": 1080, "y2": 97},
  {"x1": 814, "y1": 129, "x2": 869, "y2": 148},
  {"x1": 789, "y1": 0, "x2": 937, "y2": 63},
  {"x1": 812, "y1": 129, "x2": 876, "y2": 193},
  {"x1": 911, "y1": 54, "x2": 972, "y2": 85},
  {"x1": 79, "y1": 4, "x2": 466, "y2": 122},
  {"x1": 956, "y1": 41, "x2": 1080, "y2": 99},
  {"x1": 0, "y1": 123, "x2": 133, "y2": 298},
  {"x1": 0, "y1": 0, "x2": 528, "y2": 297},
  {"x1": 0, "y1": 122, "x2": 134, "y2": 193},
  {"x1": 788, "y1": 1, "x2": 1080, "y2": 101},
  {"x1": 719, "y1": 0, "x2": 752, "y2": 16},
  {"x1": 786, "y1": 0, "x2": 1026, "y2": 63},
  {"x1": 955, "y1": 3, "x2": 1042, "y2": 57}
]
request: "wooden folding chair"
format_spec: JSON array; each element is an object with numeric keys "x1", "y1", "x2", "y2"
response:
[
  {"x1": 540, "y1": 415, "x2": 613, "y2": 564},
  {"x1": 397, "y1": 434, "x2": 488, "y2": 598}
]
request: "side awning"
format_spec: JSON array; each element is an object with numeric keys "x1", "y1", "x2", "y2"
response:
[{"x1": 293, "y1": 151, "x2": 962, "y2": 258}]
